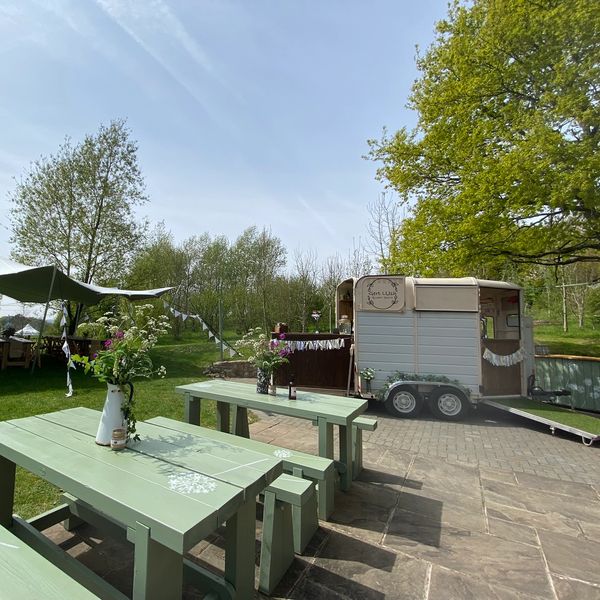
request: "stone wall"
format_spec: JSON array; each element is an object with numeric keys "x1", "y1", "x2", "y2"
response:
[{"x1": 207, "y1": 360, "x2": 255, "y2": 378}]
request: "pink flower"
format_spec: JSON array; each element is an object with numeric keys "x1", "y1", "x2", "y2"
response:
[
  {"x1": 278, "y1": 333, "x2": 286, "y2": 340},
  {"x1": 104, "y1": 339, "x2": 112, "y2": 348},
  {"x1": 115, "y1": 330, "x2": 124, "y2": 339}
]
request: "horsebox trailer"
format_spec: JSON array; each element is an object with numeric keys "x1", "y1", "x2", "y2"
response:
[{"x1": 337, "y1": 275, "x2": 535, "y2": 420}]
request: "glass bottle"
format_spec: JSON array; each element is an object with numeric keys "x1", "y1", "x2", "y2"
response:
[{"x1": 288, "y1": 375, "x2": 297, "y2": 400}]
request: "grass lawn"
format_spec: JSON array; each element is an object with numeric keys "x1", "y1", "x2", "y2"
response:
[
  {"x1": 0, "y1": 334, "x2": 223, "y2": 519},
  {"x1": 534, "y1": 323, "x2": 600, "y2": 357}
]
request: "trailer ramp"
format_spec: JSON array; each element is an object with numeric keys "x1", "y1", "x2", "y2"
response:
[{"x1": 482, "y1": 397, "x2": 600, "y2": 446}]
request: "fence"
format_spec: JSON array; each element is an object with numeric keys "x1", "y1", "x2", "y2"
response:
[{"x1": 535, "y1": 355, "x2": 600, "y2": 413}]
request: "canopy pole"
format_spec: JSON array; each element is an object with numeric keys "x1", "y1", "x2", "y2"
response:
[{"x1": 31, "y1": 265, "x2": 57, "y2": 374}]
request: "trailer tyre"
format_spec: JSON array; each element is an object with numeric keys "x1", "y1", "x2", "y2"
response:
[
  {"x1": 384, "y1": 385, "x2": 424, "y2": 418},
  {"x1": 429, "y1": 387, "x2": 469, "y2": 421}
]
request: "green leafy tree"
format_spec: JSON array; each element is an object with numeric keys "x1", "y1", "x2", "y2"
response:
[
  {"x1": 10, "y1": 120, "x2": 148, "y2": 332},
  {"x1": 369, "y1": 0, "x2": 600, "y2": 276}
]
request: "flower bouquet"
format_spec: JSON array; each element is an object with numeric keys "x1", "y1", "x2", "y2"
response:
[
  {"x1": 234, "y1": 327, "x2": 292, "y2": 393},
  {"x1": 72, "y1": 304, "x2": 170, "y2": 442},
  {"x1": 360, "y1": 367, "x2": 376, "y2": 393}
]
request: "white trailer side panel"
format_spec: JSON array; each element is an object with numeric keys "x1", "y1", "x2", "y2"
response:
[
  {"x1": 356, "y1": 310, "x2": 481, "y2": 395},
  {"x1": 415, "y1": 312, "x2": 481, "y2": 394},
  {"x1": 355, "y1": 311, "x2": 415, "y2": 391}
]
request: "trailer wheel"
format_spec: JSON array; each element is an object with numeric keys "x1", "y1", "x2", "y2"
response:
[
  {"x1": 384, "y1": 385, "x2": 423, "y2": 418},
  {"x1": 429, "y1": 387, "x2": 469, "y2": 421}
]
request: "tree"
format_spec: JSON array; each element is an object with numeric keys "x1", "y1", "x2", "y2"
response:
[
  {"x1": 366, "y1": 191, "x2": 404, "y2": 273},
  {"x1": 319, "y1": 254, "x2": 346, "y2": 331},
  {"x1": 369, "y1": 0, "x2": 600, "y2": 276},
  {"x1": 291, "y1": 249, "x2": 319, "y2": 332},
  {"x1": 10, "y1": 120, "x2": 148, "y2": 332},
  {"x1": 229, "y1": 227, "x2": 286, "y2": 332}
]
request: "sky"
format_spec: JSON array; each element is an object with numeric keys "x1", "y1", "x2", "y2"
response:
[{"x1": 0, "y1": 0, "x2": 450, "y2": 317}]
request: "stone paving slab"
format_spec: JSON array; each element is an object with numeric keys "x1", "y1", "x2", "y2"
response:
[
  {"x1": 538, "y1": 530, "x2": 600, "y2": 586},
  {"x1": 552, "y1": 576, "x2": 600, "y2": 600},
  {"x1": 32, "y1": 396, "x2": 600, "y2": 598},
  {"x1": 428, "y1": 565, "x2": 547, "y2": 600}
]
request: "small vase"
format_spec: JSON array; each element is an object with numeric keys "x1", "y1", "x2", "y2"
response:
[
  {"x1": 256, "y1": 368, "x2": 270, "y2": 394},
  {"x1": 96, "y1": 383, "x2": 125, "y2": 445},
  {"x1": 366, "y1": 380, "x2": 372, "y2": 393}
]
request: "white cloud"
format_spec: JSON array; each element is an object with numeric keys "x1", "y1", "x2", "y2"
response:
[{"x1": 94, "y1": 0, "x2": 235, "y2": 130}]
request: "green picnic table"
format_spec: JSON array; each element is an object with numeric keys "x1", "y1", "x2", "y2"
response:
[
  {"x1": 176, "y1": 380, "x2": 368, "y2": 491},
  {"x1": 0, "y1": 407, "x2": 282, "y2": 600}
]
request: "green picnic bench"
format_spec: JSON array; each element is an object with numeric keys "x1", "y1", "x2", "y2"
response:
[
  {"x1": 148, "y1": 416, "x2": 337, "y2": 520},
  {"x1": 0, "y1": 523, "x2": 99, "y2": 599}
]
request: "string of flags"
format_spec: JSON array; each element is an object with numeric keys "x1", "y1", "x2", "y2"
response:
[
  {"x1": 483, "y1": 347, "x2": 524, "y2": 367},
  {"x1": 163, "y1": 301, "x2": 238, "y2": 358},
  {"x1": 61, "y1": 302, "x2": 75, "y2": 397},
  {"x1": 284, "y1": 338, "x2": 346, "y2": 352}
]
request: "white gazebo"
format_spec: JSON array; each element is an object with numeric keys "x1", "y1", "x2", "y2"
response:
[{"x1": 15, "y1": 323, "x2": 40, "y2": 338}]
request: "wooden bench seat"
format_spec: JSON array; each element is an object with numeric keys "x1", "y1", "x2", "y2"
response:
[
  {"x1": 0, "y1": 523, "x2": 98, "y2": 599},
  {"x1": 259, "y1": 474, "x2": 317, "y2": 595}
]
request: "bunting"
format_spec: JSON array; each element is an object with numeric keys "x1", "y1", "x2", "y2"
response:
[
  {"x1": 284, "y1": 338, "x2": 346, "y2": 352},
  {"x1": 163, "y1": 301, "x2": 238, "y2": 357},
  {"x1": 483, "y1": 347, "x2": 524, "y2": 367},
  {"x1": 60, "y1": 302, "x2": 75, "y2": 397}
]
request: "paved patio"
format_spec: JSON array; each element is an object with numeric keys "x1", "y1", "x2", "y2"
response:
[{"x1": 44, "y1": 399, "x2": 600, "y2": 599}]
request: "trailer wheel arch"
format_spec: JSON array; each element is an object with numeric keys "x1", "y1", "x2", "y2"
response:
[
  {"x1": 384, "y1": 384, "x2": 424, "y2": 418},
  {"x1": 429, "y1": 386, "x2": 469, "y2": 421}
]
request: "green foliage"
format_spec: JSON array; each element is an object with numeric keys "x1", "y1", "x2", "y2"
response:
[
  {"x1": 71, "y1": 304, "x2": 170, "y2": 439},
  {"x1": 369, "y1": 0, "x2": 600, "y2": 276},
  {"x1": 10, "y1": 120, "x2": 148, "y2": 333},
  {"x1": 359, "y1": 367, "x2": 375, "y2": 381},
  {"x1": 234, "y1": 328, "x2": 291, "y2": 374},
  {"x1": 534, "y1": 323, "x2": 600, "y2": 357},
  {"x1": 376, "y1": 371, "x2": 469, "y2": 400}
]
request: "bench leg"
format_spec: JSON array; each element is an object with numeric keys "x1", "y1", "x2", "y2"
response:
[
  {"x1": 131, "y1": 521, "x2": 182, "y2": 600},
  {"x1": 317, "y1": 417, "x2": 333, "y2": 459},
  {"x1": 216, "y1": 401, "x2": 230, "y2": 433},
  {"x1": 184, "y1": 394, "x2": 201, "y2": 425},
  {"x1": 259, "y1": 490, "x2": 294, "y2": 595},
  {"x1": 338, "y1": 424, "x2": 353, "y2": 491},
  {"x1": 291, "y1": 467, "x2": 318, "y2": 554},
  {"x1": 316, "y1": 474, "x2": 335, "y2": 521},
  {"x1": 231, "y1": 406, "x2": 250, "y2": 438},
  {"x1": 0, "y1": 456, "x2": 15, "y2": 528},
  {"x1": 225, "y1": 496, "x2": 256, "y2": 598},
  {"x1": 352, "y1": 425, "x2": 363, "y2": 479},
  {"x1": 292, "y1": 496, "x2": 318, "y2": 555}
]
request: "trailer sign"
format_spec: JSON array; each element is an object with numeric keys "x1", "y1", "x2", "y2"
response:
[{"x1": 361, "y1": 277, "x2": 405, "y2": 311}]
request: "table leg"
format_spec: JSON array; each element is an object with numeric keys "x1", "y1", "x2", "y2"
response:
[
  {"x1": 231, "y1": 406, "x2": 250, "y2": 438},
  {"x1": 184, "y1": 393, "x2": 201, "y2": 425},
  {"x1": 216, "y1": 402, "x2": 230, "y2": 433},
  {"x1": 338, "y1": 423, "x2": 353, "y2": 491},
  {"x1": 225, "y1": 497, "x2": 256, "y2": 598},
  {"x1": 0, "y1": 456, "x2": 16, "y2": 527},
  {"x1": 131, "y1": 521, "x2": 183, "y2": 600},
  {"x1": 317, "y1": 416, "x2": 334, "y2": 459}
]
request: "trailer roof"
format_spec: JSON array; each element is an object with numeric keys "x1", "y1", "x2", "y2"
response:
[{"x1": 411, "y1": 277, "x2": 521, "y2": 290}]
